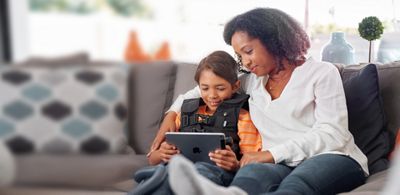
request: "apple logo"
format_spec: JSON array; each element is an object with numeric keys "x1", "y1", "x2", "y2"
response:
[{"x1": 192, "y1": 147, "x2": 201, "y2": 154}]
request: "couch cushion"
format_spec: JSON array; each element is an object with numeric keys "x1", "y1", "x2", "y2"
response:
[
  {"x1": 130, "y1": 62, "x2": 177, "y2": 154},
  {"x1": 0, "y1": 187, "x2": 125, "y2": 195},
  {"x1": 0, "y1": 64, "x2": 129, "y2": 154},
  {"x1": 172, "y1": 63, "x2": 198, "y2": 101},
  {"x1": 13, "y1": 153, "x2": 147, "y2": 189},
  {"x1": 339, "y1": 169, "x2": 388, "y2": 194},
  {"x1": 342, "y1": 64, "x2": 391, "y2": 174},
  {"x1": 376, "y1": 61, "x2": 400, "y2": 139}
]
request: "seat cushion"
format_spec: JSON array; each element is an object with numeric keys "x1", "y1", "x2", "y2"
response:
[
  {"x1": 342, "y1": 64, "x2": 391, "y2": 174},
  {"x1": 13, "y1": 153, "x2": 147, "y2": 188}
]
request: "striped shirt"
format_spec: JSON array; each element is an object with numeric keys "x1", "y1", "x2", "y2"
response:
[{"x1": 175, "y1": 105, "x2": 262, "y2": 153}]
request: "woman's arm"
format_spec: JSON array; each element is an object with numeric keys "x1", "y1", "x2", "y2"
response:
[{"x1": 240, "y1": 151, "x2": 275, "y2": 167}]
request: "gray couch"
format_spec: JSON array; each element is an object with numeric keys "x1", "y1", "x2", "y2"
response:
[{"x1": 0, "y1": 60, "x2": 399, "y2": 195}]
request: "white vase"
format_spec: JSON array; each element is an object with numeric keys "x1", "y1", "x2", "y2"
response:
[{"x1": 321, "y1": 32, "x2": 355, "y2": 65}]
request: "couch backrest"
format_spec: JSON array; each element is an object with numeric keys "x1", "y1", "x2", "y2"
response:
[
  {"x1": 129, "y1": 62, "x2": 197, "y2": 154},
  {"x1": 129, "y1": 61, "x2": 178, "y2": 154},
  {"x1": 376, "y1": 62, "x2": 400, "y2": 136},
  {"x1": 337, "y1": 61, "x2": 400, "y2": 138},
  {"x1": 130, "y1": 61, "x2": 400, "y2": 154}
]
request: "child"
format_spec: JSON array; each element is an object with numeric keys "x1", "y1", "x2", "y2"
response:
[{"x1": 132, "y1": 50, "x2": 261, "y2": 195}]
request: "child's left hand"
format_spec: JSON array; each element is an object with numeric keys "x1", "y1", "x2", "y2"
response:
[{"x1": 209, "y1": 145, "x2": 239, "y2": 171}]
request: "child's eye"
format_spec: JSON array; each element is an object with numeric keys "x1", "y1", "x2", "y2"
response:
[
  {"x1": 201, "y1": 88, "x2": 208, "y2": 91},
  {"x1": 217, "y1": 88, "x2": 226, "y2": 91}
]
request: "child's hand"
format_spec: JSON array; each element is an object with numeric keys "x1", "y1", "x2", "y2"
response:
[
  {"x1": 159, "y1": 141, "x2": 179, "y2": 163},
  {"x1": 209, "y1": 145, "x2": 239, "y2": 171},
  {"x1": 150, "y1": 112, "x2": 177, "y2": 152},
  {"x1": 240, "y1": 151, "x2": 275, "y2": 167}
]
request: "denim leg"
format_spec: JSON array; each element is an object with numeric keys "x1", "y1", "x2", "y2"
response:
[
  {"x1": 271, "y1": 154, "x2": 367, "y2": 195},
  {"x1": 151, "y1": 162, "x2": 236, "y2": 195},
  {"x1": 150, "y1": 178, "x2": 173, "y2": 195},
  {"x1": 148, "y1": 164, "x2": 173, "y2": 195},
  {"x1": 230, "y1": 163, "x2": 293, "y2": 194},
  {"x1": 194, "y1": 162, "x2": 236, "y2": 186}
]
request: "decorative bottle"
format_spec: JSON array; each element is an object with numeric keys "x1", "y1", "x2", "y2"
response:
[{"x1": 321, "y1": 32, "x2": 355, "y2": 65}]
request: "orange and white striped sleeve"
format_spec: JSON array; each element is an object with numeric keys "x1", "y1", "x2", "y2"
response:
[{"x1": 237, "y1": 109, "x2": 262, "y2": 153}]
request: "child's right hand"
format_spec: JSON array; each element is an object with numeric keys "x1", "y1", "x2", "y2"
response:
[
  {"x1": 159, "y1": 141, "x2": 179, "y2": 163},
  {"x1": 150, "y1": 112, "x2": 177, "y2": 152}
]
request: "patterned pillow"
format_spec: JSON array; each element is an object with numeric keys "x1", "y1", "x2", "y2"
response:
[{"x1": 0, "y1": 65, "x2": 128, "y2": 154}]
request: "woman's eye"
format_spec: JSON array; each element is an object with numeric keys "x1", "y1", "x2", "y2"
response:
[
  {"x1": 245, "y1": 49, "x2": 253, "y2": 54},
  {"x1": 201, "y1": 88, "x2": 208, "y2": 91},
  {"x1": 217, "y1": 88, "x2": 226, "y2": 91}
]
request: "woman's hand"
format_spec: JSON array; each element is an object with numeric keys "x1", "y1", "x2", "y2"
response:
[
  {"x1": 159, "y1": 141, "x2": 179, "y2": 163},
  {"x1": 150, "y1": 112, "x2": 178, "y2": 152},
  {"x1": 240, "y1": 151, "x2": 275, "y2": 167},
  {"x1": 209, "y1": 145, "x2": 239, "y2": 171}
]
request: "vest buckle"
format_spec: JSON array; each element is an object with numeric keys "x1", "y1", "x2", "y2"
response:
[
  {"x1": 182, "y1": 115, "x2": 189, "y2": 127},
  {"x1": 195, "y1": 114, "x2": 210, "y2": 124}
]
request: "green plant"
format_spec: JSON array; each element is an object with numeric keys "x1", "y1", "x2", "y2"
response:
[
  {"x1": 106, "y1": 0, "x2": 150, "y2": 17},
  {"x1": 30, "y1": 0, "x2": 152, "y2": 17},
  {"x1": 358, "y1": 16, "x2": 384, "y2": 62}
]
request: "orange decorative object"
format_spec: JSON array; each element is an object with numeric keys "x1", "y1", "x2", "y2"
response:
[
  {"x1": 154, "y1": 41, "x2": 171, "y2": 60},
  {"x1": 124, "y1": 31, "x2": 151, "y2": 62}
]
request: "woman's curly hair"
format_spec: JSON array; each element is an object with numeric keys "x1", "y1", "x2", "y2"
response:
[{"x1": 223, "y1": 8, "x2": 310, "y2": 71}]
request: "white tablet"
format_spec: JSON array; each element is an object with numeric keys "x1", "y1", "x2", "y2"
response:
[{"x1": 165, "y1": 132, "x2": 226, "y2": 164}]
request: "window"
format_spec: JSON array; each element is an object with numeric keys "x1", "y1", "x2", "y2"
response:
[
  {"x1": 0, "y1": 0, "x2": 11, "y2": 63},
  {"x1": 8, "y1": 0, "x2": 400, "y2": 63}
]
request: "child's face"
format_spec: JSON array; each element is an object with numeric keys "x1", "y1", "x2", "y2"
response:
[{"x1": 198, "y1": 69, "x2": 239, "y2": 113}]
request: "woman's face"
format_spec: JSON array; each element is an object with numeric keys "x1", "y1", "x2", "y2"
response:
[
  {"x1": 231, "y1": 31, "x2": 277, "y2": 76},
  {"x1": 198, "y1": 69, "x2": 239, "y2": 113}
]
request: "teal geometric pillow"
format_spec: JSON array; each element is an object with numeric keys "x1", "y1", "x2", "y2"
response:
[{"x1": 0, "y1": 65, "x2": 128, "y2": 154}]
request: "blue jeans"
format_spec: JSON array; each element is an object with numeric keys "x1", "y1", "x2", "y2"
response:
[
  {"x1": 231, "y1": 154, "x2": 367, "y2": 195},
  {"x1": 152, "y1": 162, "x2": 236, "y2": 195}
]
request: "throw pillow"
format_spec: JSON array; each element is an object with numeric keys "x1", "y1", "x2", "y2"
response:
[
  {"x1": 0, "y1": 64, "x2": 128, "y2": 154},
  {"x1": 14, "y1": 52, "x2": 90, "y2": 66},
  {"x1": 343, "y1": 63, "x2": 391, "y2": 174}
]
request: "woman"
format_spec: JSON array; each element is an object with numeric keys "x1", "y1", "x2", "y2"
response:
[{"x1": 151, "y1": 8, "x2": 368, "y2": 195}]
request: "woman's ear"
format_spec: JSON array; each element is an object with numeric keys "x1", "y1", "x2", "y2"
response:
[{"x1": 232, "y1": 80, "x2": 240, "y2": 93}]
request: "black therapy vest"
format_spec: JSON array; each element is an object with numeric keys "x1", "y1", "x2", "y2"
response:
[{"x1": 180, "y1": 93, "x2": 249, "y2": 160}]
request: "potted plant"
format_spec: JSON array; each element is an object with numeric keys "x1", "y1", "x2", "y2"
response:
[{"x1": 358, "y1": 16, "x2": 384, "y2": 63}]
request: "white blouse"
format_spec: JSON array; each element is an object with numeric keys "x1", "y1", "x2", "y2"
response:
[{"x1": 168, "y1": 58, "x2": 368, "y2": 175}]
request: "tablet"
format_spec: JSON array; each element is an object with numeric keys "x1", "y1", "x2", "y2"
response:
[{"x1": 165, "y1": 132, "x2": 226, "y2": 164}]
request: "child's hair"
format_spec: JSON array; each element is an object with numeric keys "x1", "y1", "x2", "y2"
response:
[{"x1": 194, "y1": 50, "x2": 238, "y2": 85}]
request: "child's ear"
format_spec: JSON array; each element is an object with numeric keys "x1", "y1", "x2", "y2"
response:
[{"x1": 233, "y1": 80, "x2": 240, "y2": 93}]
